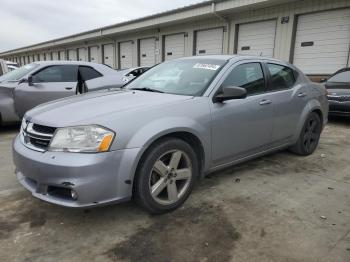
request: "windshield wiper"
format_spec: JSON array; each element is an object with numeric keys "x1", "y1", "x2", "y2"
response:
[{"x1": 131, "y1": 87, "x2": 164, "y2": 93}]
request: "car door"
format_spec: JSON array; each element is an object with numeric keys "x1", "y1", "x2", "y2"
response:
[
  {"x1": 264, "y1": 63, "x2": 308, "y2": 145},
  {"x1": 14, "y1": 65, "x2": 78, "y2": 117},
  {"x1": 210, "y1": 61, "x2": 275, "y2": 167}
]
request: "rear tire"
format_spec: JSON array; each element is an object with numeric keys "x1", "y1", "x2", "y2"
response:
[
  {"x1": 290, "y1": 112, "x2": 322, "y2": 156},
  {"x1": 134, "y1": 138, "x2": 199, "y2": 214}
]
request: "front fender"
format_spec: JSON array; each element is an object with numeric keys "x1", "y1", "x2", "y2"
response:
[{"x1": 124, "y1": 116, "x2": 211, "y2": 173}]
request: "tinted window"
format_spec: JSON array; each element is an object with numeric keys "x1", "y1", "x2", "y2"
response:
[
  {"x1": 126, "y1": 59, "x2": 227, "y2": 96},
  {"x1": 267, "y1": 64, "x2": 295, "y2": 91},
  {"x1": 222, "y1": 63, "x2": 265, "y2": 95},
  {"x1": 79, "y1": 66, "x2": 102, "y2": 81},
  {"x1": 328, "y1": 71, "x2": 350, "y2": 83},
  {"x1": 33, "y1": 65, "x2": 78, "y2": 82}
]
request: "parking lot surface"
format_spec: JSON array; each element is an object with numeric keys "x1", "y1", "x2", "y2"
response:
[{"x1": 0, "y1": 119, "x2": 349, "y2": 262}]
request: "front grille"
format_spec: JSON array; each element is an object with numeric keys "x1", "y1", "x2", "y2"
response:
[
  {"x1": 21, "y1": 122, "x2": 56, "y2": 152},
  {"x1": 327, "y1": 95, "x2": 350, "y2": 102},
  {"x1": 32, "y1": 124, "x2": 57, "y2": 134}
]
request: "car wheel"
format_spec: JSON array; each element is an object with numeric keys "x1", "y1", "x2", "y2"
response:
[
  {"x1": 290, "y1": 112, "x2": 322, "y2": 156},
  {"x1": 134, "y1": 138, "x2": 199, "y2": 214}
]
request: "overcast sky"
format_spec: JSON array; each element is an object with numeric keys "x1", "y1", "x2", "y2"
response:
[{"x1": 0, "y1": 0, "x2": 207, "y2": 52}]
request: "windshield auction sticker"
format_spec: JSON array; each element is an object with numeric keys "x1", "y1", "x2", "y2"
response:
[{"x1": 193, "y1": 63, "x2": 220, "y2": 71}]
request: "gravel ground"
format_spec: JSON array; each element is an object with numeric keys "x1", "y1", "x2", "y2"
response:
[{"x1": 0, "y1": 118, "x2": 349, "y2": 262}]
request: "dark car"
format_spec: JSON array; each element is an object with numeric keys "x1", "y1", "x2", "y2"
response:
[{"x1": 325, "y1": 68, "x2": 350, "y2": 116}]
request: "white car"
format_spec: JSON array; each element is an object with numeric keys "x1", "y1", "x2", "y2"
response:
[{"x1": 6, "y1": 61, "x2": 19, "y2": 71}]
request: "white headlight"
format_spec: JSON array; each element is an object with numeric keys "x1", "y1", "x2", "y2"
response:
[{"x1": 49, "y1": 125, "x2": 115, "y2": 153}]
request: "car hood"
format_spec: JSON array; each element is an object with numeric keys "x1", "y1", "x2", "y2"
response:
[
  {"x1": 0, "y1": 80, "x2": 18, "y2": 89},
  {"x1": 26, "y1": 89, "x2": 193, "y2": 127}
]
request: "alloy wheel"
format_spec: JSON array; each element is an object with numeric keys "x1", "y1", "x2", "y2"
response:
[
  {"x1": 303, "y1": 117, "x2": 320, "y2": 154},
  {"x1": 149, "y1": 150, "x2": 192, "y2": 205}
]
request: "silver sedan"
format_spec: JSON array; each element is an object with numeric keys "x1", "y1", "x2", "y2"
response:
[
  {"x1": 0, "y1": 61, "x2": 125, "y2": 125},
  {"x1": 13, "y1": 55, "x2": 329, "y2": 213}
]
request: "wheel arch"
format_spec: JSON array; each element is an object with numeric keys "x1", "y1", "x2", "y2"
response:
[
  {"x1": 293, "y1": 99, "x2": 324, "y2": 143},
  {"x1": 135, "y1": 130, "x2": 206, "y2": 177},
  {"x1": 131, "y1": 129, "x2": 206, "y2": 199}
]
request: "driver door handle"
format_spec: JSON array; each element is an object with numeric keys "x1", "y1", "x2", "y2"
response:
[
  {"x1": 298, "y1": 92, "x2": 306, "y2": 98},
  {"x1": 259, "y1": 99, "x2": 272, "y2": 106}
]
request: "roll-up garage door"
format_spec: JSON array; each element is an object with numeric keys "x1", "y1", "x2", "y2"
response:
[
  {"x1": 164, "y1": 33, "x2": 185, "y2": 61},
  {"x1": 237, "y1": 20, "x2": 277, "y2": 57},
  {"x1": 78, "y1": 48, "x2": 87, "y2": 61},
  {"x1": 68, "y1": 49, "x2": 77, "y2": 61},
  {"x1": 293, "y1": 9, "x2": 350, "y2": 75},
  {"x1": 28, "y1": 56, "x2": 32, "y2": 63},
  {"x1": 103, "y1": 44, "x2": 114, "y2": 68},
  {"x1": 139, "y1": 38, "x2": 156, "y2": 67},
  {"x1": 39, "y1": 53, "x2": 45, "y2": 61},
  {"x1": 119, "y1": 41, "x2": 133, "y2": 69},
  {"x1": 195, "y1": 28, "x2": 223, "y2": 55},
  {"x1": 52, "y1": 51, "x2": 59, "y2": 60},
  {"x1": 89, "y1": 46, "x2": 99, "y2": 63},
  {"x1": 45, "y1": 52, "x2": 51, "y2": 61},
  {"x1": 59, "y1": 50, "x2": 66, "y2": 60}
]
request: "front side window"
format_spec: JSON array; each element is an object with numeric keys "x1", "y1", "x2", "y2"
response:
[
  {"x1": 33, "y1": 65, "x2": 78, "y2": 83},
  {"x1": 79, "y1": 66, "x2": 102, "y2": 81},
  {"x1": 267, "y1": 63, "x2": 295, "y2": 91},
  {"x1": 222, "y1": 63, "x2": 265, "y2": 96},
  {"x1": 126, "y1": 59, "x2": 227, "y2": 96}
]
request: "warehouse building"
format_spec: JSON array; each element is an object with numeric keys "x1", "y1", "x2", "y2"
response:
[{"x1": 1, "y1": 0, "x2": 349, "y2": 80}]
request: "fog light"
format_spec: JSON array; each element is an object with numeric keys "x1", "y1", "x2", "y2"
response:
[{"x1": 71, "y1": 190, "x2": 78, "y2": 200}]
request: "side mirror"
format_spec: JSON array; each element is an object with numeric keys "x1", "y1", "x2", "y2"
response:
[
  {"x1": 320, "y1": 78, "x2": 327, "y2": 83},
  {"x1": 214, "y1": 86, "x2": 247, "y2": 103},
  {"x1": 28, "y1": 75, "x2": 34, "y2": 86}
]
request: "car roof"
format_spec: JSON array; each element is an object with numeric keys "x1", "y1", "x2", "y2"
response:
[
  {"x1": 177, "y1": 55, "x2": 288, "y2": 63},
  {"x1": 29, "y1": 60, "x2": 116, "y2": 74},
  {"x1": 33, "y1": 60, "x2": 101, "y2": 66}
]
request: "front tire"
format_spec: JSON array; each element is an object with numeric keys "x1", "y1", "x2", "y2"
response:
[
  {"x1": 290, "y1": 112, "x2": 322, "y2": 156},
  {"x1": 134, "y1": 138, "x2": 199, "y2": 214}
]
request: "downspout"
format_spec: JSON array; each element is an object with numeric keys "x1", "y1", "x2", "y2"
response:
[{"x1": 211, "y1": 2, "x2": 230, "y2": 54}]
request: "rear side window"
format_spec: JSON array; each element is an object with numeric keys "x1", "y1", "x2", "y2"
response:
[
  {"x1": 222, "y1": 63, "x2": 265, "y2": 96},
  {"x1": 33, "y1": 65, "x2": 78, "y2": 82},
  {"x1": 267, "y1": 64, "x2": 296, "y2": 91},
  {"x1": 79, "y1": 66, "x2": 102, "y2": 81}
]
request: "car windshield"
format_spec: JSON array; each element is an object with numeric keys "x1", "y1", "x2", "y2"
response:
[
  {"x1": 125, "y1": 58, "x2": 227, "y2": 96},
  {"x1": 328, "y1": 70, "x2": 350, "y2": 84},
  {"x1": 0, "y1": 63, "x2": 39, "y2": 82}
]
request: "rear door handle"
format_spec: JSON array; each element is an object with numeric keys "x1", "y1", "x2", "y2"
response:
[
  {"x1": 298, "y1": 92, "x2": 306, "y2": 98},
  {"x1": 65, "y1": 87, "x2": 73, "y2": 90},
  {"x1": 259, "y1": 99, "x2": 272, "y2": 106}
]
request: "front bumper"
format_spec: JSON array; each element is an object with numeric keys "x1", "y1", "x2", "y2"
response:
[
  {"x1": 13, "y1": 135, "x2": 141, "y2": 208},
  {"x1": 328, "y1": 101, "x2": 350, "y2": 116}
]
